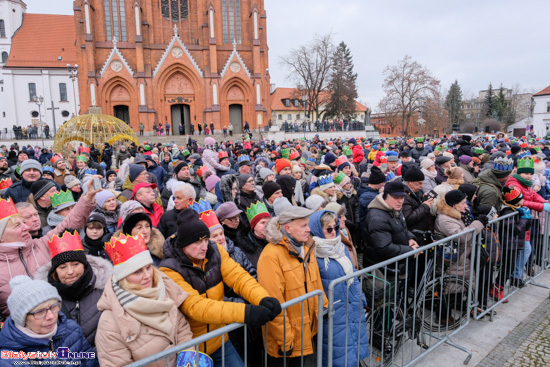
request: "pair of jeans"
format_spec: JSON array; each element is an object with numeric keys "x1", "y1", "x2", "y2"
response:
[
  {"x1": 512, "y1": 241, "x2": 531, "y2": 279},
  {"x1": 209, "y1": 340, "x2": 244, "y2": 367}
]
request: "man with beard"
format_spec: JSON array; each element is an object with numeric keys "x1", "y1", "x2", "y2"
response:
[{"x1": 0, "y1": 156, "x2": 14, "y2": 180}]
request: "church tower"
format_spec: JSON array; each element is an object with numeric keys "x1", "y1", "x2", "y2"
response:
[
  {"x1": 73, "y1": 0, "x2": 271, "y2": 134},
  {"x1": 0, "y1": 0, "x2": 26, "y2": 65}
]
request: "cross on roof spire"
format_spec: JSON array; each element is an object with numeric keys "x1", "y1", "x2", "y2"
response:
[{"x1": 174, "y1": 24, "x2": 178, "y2": 36}]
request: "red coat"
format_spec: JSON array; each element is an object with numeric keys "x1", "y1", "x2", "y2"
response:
[
  {"x1": 352, "y1": 145, "x2": 364, "y2": 163},
  {"x1": 144, "y1": 202, "x2": 164, "y2": 227},
  {"x1": 505, "y1": 175, "x2": 547, "y2": 212}
]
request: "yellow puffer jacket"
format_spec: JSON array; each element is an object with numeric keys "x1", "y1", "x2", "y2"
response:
[
  {"x1": 367, "y1": 149, "x2": 379, "y2": 162},
  {"x1": 257, "y1": 219, "x2": 328, "y2": 358},
  {"x1": 160, "y1": 241, "x2": 270, "y2": 355}
]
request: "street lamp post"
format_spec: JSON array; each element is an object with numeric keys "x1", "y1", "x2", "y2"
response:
[
  {"x1": 302, "y1": 94, "x2": 308, "y2": 139},
  {"x1": 67, "y1": 64, "x2": 79, "y2": 116},
  {"x1": 33, "y1": 95, "x2": 44, "y2": 145}
]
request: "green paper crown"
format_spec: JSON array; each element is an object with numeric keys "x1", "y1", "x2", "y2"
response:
[
  {"x1": 333, "y1": 172, "x2": 347, "y2": 185},
  {"x1": 416, "y1": 138, "x2": 424, "y2": 143},
  {"x1": 517, "y1": 156, "x2": 535, "y2": 174},
  {"x1": 343, "y1": 148, "x2": 352, "y2": 156},
  {"x1": 435, "y1": 146, "x2": 442, "y2": 152},
  {"x1": 474, "y1": 147, "x2": 484, "y2": 154},
  {"x1": 183, "y1": 149, "x2": 190, "y2": 156},
  {"x1": 76, "y1": 155, "x2": 88, "y2": 163},
  {"x1": 389, "y1": 140, "x2": 397, "y2": 145},
  {"x1": 50, "y1": 190, "x2": 75, "y2": 208},
  {"x1": 380, "y1": 148, "x2": 387, "y2": 152},
  {"x1": 281, "y1": 149, "x2": 290, "y2": 159},
  {"x1": 246, "y1": 202, "x2": 269, "y2": 223}
]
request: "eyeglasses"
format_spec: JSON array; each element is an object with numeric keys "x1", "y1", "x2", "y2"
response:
[
  {"x1": 28, "y1": 302, "x2": 62, "y2": 320},
  {"x1": 246, "y1": 179, "x2": 255, "y2": 184},
  {"x1": 325, "y1": 225, "x2": 340, "y2": 234},
  {"x1": 227, "y1": 216, "x2": 240, "y2": 222}
]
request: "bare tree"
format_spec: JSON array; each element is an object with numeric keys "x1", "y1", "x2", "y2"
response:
[
  {"x1": 380, "y1": 55, "x2": 440, "y2": 136},
  {"x1": 280, "y1": 34, "x2": 334, "y2": 121},
  {"x1": 377, "y1": 95, "x2": 402, "y2": 134},
  {"x1": 423, "y1": 92, "x2": 449, "y2": 136}
]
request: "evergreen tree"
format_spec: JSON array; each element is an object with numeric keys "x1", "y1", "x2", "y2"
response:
[
  {"x1": 325, "y1": 41, "x2": 358, "y2": 120},
  {"x1": 483, "y1": 83, "x2": 494, "y2": 118},
  {"x1": 444, "y1": 80, "x2": 465, "y2": 128},
  {"x1": 493, "y1": 85, "x2": 508, "y2": 122}
]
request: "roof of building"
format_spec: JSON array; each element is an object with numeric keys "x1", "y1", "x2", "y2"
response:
[
  {"x1": 5, "y1": 13, "x2": 77, "y2": 68},
  {"x1": 533, "y1": 86, "x2": 550, "y2": 97},
  {"x1": 271, "y1": 87, "x2": 368, "y2": 112}
]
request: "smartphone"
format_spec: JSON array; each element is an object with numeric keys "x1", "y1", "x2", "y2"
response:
[
  {"x1": 92, "y1": 177, "x2": 101, "y2": 191},
  {"x1": 487, "y1": 207, "x2": 497, "y2": 221},
  {"x1": 427, "y1": 190, "x2": 438, "y2": 200}
]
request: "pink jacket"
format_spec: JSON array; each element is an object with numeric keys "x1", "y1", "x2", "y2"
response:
[
  {"x1": 202, "y1": 148, "x2": 229, "y2": 174},
  {"x1": 505, "y1": 175, "x2": 547, "y2": 212},
  {"x1": 0, "y1": 197, "x2": 95, "y2": 317}
]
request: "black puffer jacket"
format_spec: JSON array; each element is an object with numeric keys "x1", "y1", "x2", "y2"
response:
[
  {"x1": 498, "y1": 206, "x2": 531, "y2": 251},
  {"x1": 35, "y1": 255, "x2": 113, "y2": 347},
  {"x1": 402, "y1": 185, "x2": 433, "y2": 234},
  {"x1": 224, "y1": 238, "x2": 256, "y2": 303},
  {"x1": 234, "y1": 231, "x2": 269, "y2": 269},
  {"x1": 365, "y1": 194, "x2": 416, "y2": 264},
  {"x1": 158, "y1": 208, "x2": 181, "y2": 239}
]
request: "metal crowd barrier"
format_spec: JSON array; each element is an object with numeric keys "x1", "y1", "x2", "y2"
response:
[
  {"x1": 326, "y1": 228, "x2": 477, "y2": 367},
  {"x1": 125, "y1": 290, "x2": 324, "y2": 367}
]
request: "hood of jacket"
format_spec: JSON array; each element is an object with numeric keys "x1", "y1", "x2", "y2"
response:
[
  {"x1": 34, "y1": 254, "x2": 113, "y2": 289},
  {"x1": 436, "y1": 198, "x2": 462, "y2": 220},
  {"x1": 252, "y1": 157, "x2": 271, "y2": 176},
  {"x1": 478, "y1": 169, "x2": 503, "y2": 188},
  {"x1": 219, "y1": 174, "x2": 239, "y2": 205},
  {"x1": 122, "y1": 175, "x2": 135, "y2": 192},
  {"x1": 367, "y1": 193, "x2": 395, "y2": 212}
]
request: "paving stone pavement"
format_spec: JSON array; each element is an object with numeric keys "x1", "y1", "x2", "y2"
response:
[{"x1": 477, "y1": 298, "x2": 550, "y2": 367}]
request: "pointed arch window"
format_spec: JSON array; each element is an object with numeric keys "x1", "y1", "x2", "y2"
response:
[
  {"x1": 1, "y1": 52, "x2": 8, "y2": 64},
  {"x1": 161, "y1": 0, "x2": 188, "y2": 22},
  {"x1": 0, "y1": 19, "x2": 5, "y2": 38},
  {"x1": 222, "y1": 0, "x2": 241, "y2": 44},
  {"x1": 104, "y1": 0, "x2": 127, "y2": 41}
]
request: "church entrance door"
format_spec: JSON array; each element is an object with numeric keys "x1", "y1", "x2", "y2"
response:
[
  {"x1": 114, "y1": 105, "x2": 130, "y2": 124},
  {"x1": 171, "y1": 104, "x2": 191, "y2": 135},
  {"x1": 229, "y1": 104, "x2": 243, "y2": 134}
]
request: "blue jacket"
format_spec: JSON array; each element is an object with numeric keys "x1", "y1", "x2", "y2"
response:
[
  {"x1": 317, "y1": 247, "x2": 369, "y2": 367},
  {"x1": 147, "y1": 162, "x2": 167, "y2": 192},
  {"x1": 0, "y1": 313, "x2": 98, "y2": 367},
  {"x1": 3, "y1": 178, "x2": 35, "y2": 203},
  {"x1": 357, "y1": 184, "x2": 379, "y2": 237}
]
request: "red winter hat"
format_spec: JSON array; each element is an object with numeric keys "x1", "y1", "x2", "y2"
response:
[
  {"x1": 131, "y1": 182, "x2": 157, "y2": 199},
  {"x1": 275, "y1": 158, "x2": 291, "y2": 174}
]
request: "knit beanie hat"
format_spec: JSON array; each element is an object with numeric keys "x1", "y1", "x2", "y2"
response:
[
  {"x1": 237, "y1": 174, "x2": 253, "y2": 188},
  {"x1": 324, "y1": 153, "x2": 337, "y2": 166},
  {"x1": 259, "y1": 167, "x2": 274, "y2": 181},
  {"x1": 510, "y1": 146, "x2": 521, "y2": 155},
  {"x1": 275, "y1": 158, "x2": 291, "y2": 174},
  {"x1": 7, "y1": 276, "x2": 61, "y2": 327},
  {"x1": 19, "y1": 159, "x2": 42, "y2": 175},
  {"x1": 369, "y1": 166, "x2": 386, "y2": 185},
  {"x1": 205, "y1": 175, "x2": 221, "y2": 192},
  {"x1": 30, "y1": 180, "x2": 56, "y2": 201},
  {"x1": 176, "y1": 209, "x2": 210, "y2": 248},
  {"x1": 458, "y1": 183, "x2": 478, "y2": 202},
  {"x1": 119, "y1": 200, "x2": 144, "y2": 223},
  {"x1": 64, "y1": 175, "x2": 80, "y2": 189},
  {"x1": 87, "y1": 213, "x2": 107, "y2": 230},
  {"x1": 96, "y1": 190, "x2": 115, "y2": 208},
  {"x1": 262, "y1": 181, "x2": 281, "y2": 200},
  {"x1": 174, "y1": 161, "x2": 187, "y2": 175},
  {"x1": 445, "y1": 190, "x2": 467, "y2": 207},
  {"x1": 305, "y1": 194, "x2": 325, "y2": 211},
  {"x1": 129, "y1": 164, "x2": 146, "y2": 182},
  {"x1": 272, "y1": 196, "x2": 293, "y2": 216},
  {"x1": 204, "y1": 137, "x2": 216, "y2": 147},
  {"x1": 105, "y1": 170, "x2": 117, "y2": 179},
  {"x1": 502, "y1": 186, "x2": 524, "y2": 206},
  {"x1": 51, "y1": 248, "x2": 88, "y2": 273},
  {"x1": 402, "y1": 166, "x2": 425, "y2": 182},
  {"x1": 420, "y1": 158, "x2": 435, "y2": 170},
  {"x1": 214, "y1": 202, "x2": 242, "y2": 222},
  {"x1": 458, "y1": 155, "x2": 472, "y2": 165}
]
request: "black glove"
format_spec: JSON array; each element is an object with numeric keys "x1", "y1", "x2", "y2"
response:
[
  {"x1": 260, "y1": 297, "x2": 282, "y2": 320},
  {"x1": 244, "y1": 304, "x2": 272, "y2": 327},
  {"x1": 477, "y1": 214, "x2": 489, "y2": 226},
  {"x1": 278, "y1": 346, "x2": 293, "y2": 357}
]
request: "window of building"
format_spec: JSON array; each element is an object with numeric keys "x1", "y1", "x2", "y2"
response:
[
  {"x1": 161, "y1": 0, "x2": 188, "y2": 22},
  {"x1": 105, "y1": 0, "x2": 127, "y2": 41},
  {"x1": 61, "y1": 110, "x2": 70, "y2": 117},
  {"x1": 2, "y1": 112, "x2": 5, "y2": 117},
  {"x1": 297, "y1": 114, "x2": 301, "y2": 120},
  {"x1": 31, "y1": 111, "x2": 39, "y2": 118},
  {"x1": 284, "y1": 99, "x2": 290, "y2": 107},
  {"x1": 28, "y1": 83, "x2": 36, "y2": 101},
  {"x1": 0, "y1": 20, "x2": 5, "y2": 38},
  {"x1": 222, "y1": 0, "x2": 241, "y2": 44},
  {"x1": 287, "y1": 114, "x2": 292, "y2": 120},
  {"x1": 59, "y1": 83, "x2": 68, "y2": 101},
  {"x1": 1, "y1": 51, "x2": 7, "y2": 63},
  {"x1": 278, "y1": 114, "x2": 282, "y2": 120},
  {"x1": 547, "y1": 102, "x2": 550, "y2": 113},
  {"x1": 294, "y1": 100, "x2": 299, "y2": 107},
  {"x1": 466, "y1": 113, "x2": 471, "y2": 118}
]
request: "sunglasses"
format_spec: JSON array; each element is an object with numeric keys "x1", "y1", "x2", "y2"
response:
[{"x1": 325, "y1": 225, "x2": 340, "y2": 234}]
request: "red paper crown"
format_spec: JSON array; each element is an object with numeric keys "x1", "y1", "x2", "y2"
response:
[
  {"x1": 105, "y1": 233, "x2": 148, "y2": 266},
  {"x1": 48, "y1": 231, "x2": 84, "y2": 258},
  {"x1": 51, "y1": 154, "x2": 64, "y2": 165},
  {"x1": 379, "y1": 156, "x2": 388, "y2": 164},
  {"x1": 0, "y1": 178, "x2": 13, "y2": 190},
  {"x1": 289, "y1": 151, "x2": 300, "y2": 160},
  {"x1": 80, "y1": 147, "x2": 90, "y2": 154},
  {"x1": 199, "y1": 210, "x2": 221, "y2": 229},
  {"x1": 0, "y1": 198, "x2": 18, "y2": 221},
  {"x1": 218, "y1": 151, "x2": 229, "y2": 159},
  {"x1": 196, "y1": 165, "x2": 209, "y2": 179},
  {"x1": 520, "y1": 143, "x2": 528, "y2": 148},
  {"x1": 335, "y1": 156, "x2": 348, "y2": 168},
  {"x1": 506, "y1": 150, "x2": 512, "y2": 155}
]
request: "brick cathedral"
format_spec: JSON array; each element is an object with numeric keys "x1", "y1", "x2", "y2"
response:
[{"x1": 73, "y1": 0, "x2": 270, "y2": 133}]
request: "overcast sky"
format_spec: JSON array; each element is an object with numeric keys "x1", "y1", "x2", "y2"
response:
[{"x1": 24, "y1": 0, "x2": 550, "y2": 110}]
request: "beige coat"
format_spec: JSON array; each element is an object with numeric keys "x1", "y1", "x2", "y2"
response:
[{"x1": 95, "y1": 272, "x2": 192, "y2": 367}]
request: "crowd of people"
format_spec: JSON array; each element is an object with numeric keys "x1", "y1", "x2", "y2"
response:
[{"x1": 0, "y1": 131, "x2": 550, "y2": 366}]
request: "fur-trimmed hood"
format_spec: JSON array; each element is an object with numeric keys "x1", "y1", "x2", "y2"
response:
[
  {"x1": 206, "y1": 191, "x2": 218, "y2": 206},
  {"x1": 436, "y1": 198, "x2": 462, "y2": 220},
  {"x1": 265, "y1": 216, "x2": 284, "y2": 245},
  {"x1": 367, "y1": 192, "x2": 394, "y2": 212},
  {"x1": 219, "y1": 174, "x2": 239, "y2": 205},
  {"x1": 34, "y1": 255, "x2": 113, "y2": 290},
  {"x1": 112, "y1": 227, "x2": 165, "y2": 259},
  {"x1": 252, "y1": 156, "x2": 271, "y2": 176}
]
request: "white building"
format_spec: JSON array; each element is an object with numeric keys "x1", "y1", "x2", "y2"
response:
[
  {"x1": 532, "y1": 86, "x2": 550, "y2": 138},
  {"x1": 0, "y1": 1, "x2": 79, "y2": 139}
]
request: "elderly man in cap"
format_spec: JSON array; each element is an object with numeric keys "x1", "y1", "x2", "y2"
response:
[
  {"x1": 365, "y1": 180, "x2": 419, "y2": 264},
  {"x1": 258, "y1": 205, "x2": 328, "y2": 366},
  {"x1": 4, "y1": 160, "x2": 43, "y2": 203},
  {"x1": 434, "y1": 155, "x2": 453, "y2": 184},
  {"x1": 27, "y1": 180, "x2": 58, "y2": 227},
  {"x1": 131, "y1": 182, "x2": 164, "y2": 227}
]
